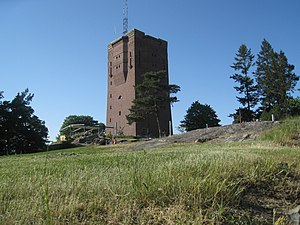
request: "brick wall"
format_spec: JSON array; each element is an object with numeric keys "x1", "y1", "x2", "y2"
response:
[{"x1": 106, "y1": 29, "x2": 172, "y2": 137}]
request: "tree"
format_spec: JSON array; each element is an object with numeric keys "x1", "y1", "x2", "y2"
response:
[
  {"x1": 0, "y1": 89, "x2": 48, "y2": 155},
  {"x1": 0, "y1": 91, "x2": 5, "y2": 153},
  {"x1": 59, "y1": 115, "x2": 105, "y2": 140},
  {"x1": 287, "y1": 97, "x2": 300, "y2": 116},
  {"x1": 126, "y1": 71, "x2": 180, "y2": 137},
  {"x1": 179, "y1": 101, "x2": 220, "y2": 132},
  {"x1": 229, "y1": 108, "x2": 256, "y2": 124},
  {"x1": 254, "y1": 39, "x2": 299, "y2": 119},
  {"x1": 230, "y1": 44, "x2": 258, "y2": 122}
]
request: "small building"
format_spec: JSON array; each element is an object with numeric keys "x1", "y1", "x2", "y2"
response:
[
  {"x1": 59, "y1": 135, "x2": 66, "y2": 142},
  {"x1": 106, "y1": 29, "x2": 172, "y2": 137}
]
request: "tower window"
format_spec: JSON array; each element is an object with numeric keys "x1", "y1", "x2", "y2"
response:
[
  {"x1": 118, "y1": 95, "x2": 122, "y2": 100},
  {"x1": 109, "y1": 118, "x2": 111, "y2": 122},
  {"x1": 110, "y1": 94, "x2": 112, "y2": 98},
  {"x1": 109, "y1": 61, "x2": 112, "y2": 76},
  {"x1": 119, "y1": 111, "x2": 121, "y2": 116},
  {"x1": 110, "y1": 105, "x2": 112, "y2": 109}
]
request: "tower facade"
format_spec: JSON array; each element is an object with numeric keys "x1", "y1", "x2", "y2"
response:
[{"x1": 106, "y1": 29, "x2": 172, "y2": 137}]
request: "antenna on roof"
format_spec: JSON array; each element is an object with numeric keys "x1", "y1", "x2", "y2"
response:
[
  {"x1": 114, "y1": 26, "x2": 117, "y2": 38},
  {"x1": 123, "y1": 0, "x2": 128, "y2": 35}
]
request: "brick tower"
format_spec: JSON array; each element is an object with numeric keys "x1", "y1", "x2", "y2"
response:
[{"x1": 106, "y1": 29, "x2": 172, "y2": 137}]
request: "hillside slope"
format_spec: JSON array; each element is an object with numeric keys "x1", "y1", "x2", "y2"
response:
[{"x1": 131, "y1": 121, "x2": 280, "y2": 150}]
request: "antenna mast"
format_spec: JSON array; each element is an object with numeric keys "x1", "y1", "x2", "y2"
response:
[{"x1": 123, "y1": 0, "x2": 128, "y2": 35}]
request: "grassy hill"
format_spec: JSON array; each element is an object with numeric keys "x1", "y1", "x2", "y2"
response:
[{"x1": 1, "y1": 118, "x2": 300, "y2": 224}]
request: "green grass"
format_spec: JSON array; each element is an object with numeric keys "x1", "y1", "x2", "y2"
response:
[
  {"x1": 261, "y1": 116, "x2": 300, "y2": 146},
  {"x1": 0, "y1": 142, "x2": 300, "y2": 224}
]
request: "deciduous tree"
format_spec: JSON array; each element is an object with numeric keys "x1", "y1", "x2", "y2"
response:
[{"x1": 59, "y1": 115, "x2": 105, "y2": 140}]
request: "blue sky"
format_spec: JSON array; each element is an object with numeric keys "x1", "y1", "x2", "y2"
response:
[{"x1": 1, "y1": 0, "x2": 300, "y2": 141}]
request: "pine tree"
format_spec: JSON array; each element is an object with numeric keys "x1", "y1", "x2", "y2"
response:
[
  {"x1": 0, "y1": 89, "x2": 48, "y2": 155},
  {"x1": 126, "y1": 71, "x2": 180, "y2": 137},
  {"x1": 0, "y1": 92, "x2": 5, "y2": 153},
  {"x1": 230, "y1": 44, "x2": 258, "y2": 122},
  {"x1": 255, "y1": 39, "x2": 299, "y2": 119}
]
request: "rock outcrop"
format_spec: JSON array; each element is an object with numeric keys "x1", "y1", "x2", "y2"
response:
[
  {"x1": 73, "y1": 134, "x2": 106, "y2": 145},
  {"x1": 130, "y1": 121, "x2": 280, "y2": 150}
]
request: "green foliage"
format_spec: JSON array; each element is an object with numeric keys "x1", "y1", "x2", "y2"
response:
[
  {"x1": 229, "y1": 107, "x2": 256, "y2": 123},
  {"x1": 255, "y1": 39, "x2": 299, "y2": 118},
  {"x1": 59, "y1": 115, "x2": 105, "y2": 140},
  {"x1": 126, "y1": 71, "x2": 180, "y2": 137},
  {"x1": 287, "y1": 97, "x2": 300, "y2": 116},
  {"x1": 180, "y1": 101, "x2": 220, "y2": 131},
  {"x1": 260, "y1": 116, "x2": 300, "y2": 146},
  {"x1": 230, "y1": 44, "x2": 258, "y2": 122},
  {"x1": 60, "y1": 115, "x2": 98, "y2": 130},
  {"x1": 0, "y1": 143, "x2": 299, "y2": 224},
  {"x1": 0, "y1": 89, "x2": 48, "y2": 155},
  {"x1": 259, "y1": 104, "x2": 283, "y2": 121},
  {"x1": 230, "y1": 40, "x2": 299, "y2": 122}
]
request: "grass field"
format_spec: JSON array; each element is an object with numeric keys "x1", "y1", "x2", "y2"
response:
[{"x1": 1, "y1": 119, "x2": 300, "y2": 224}]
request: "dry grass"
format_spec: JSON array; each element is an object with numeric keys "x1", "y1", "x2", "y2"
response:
[{"x1": 0, "y1": 142, "x2": 299, "y2": 224}]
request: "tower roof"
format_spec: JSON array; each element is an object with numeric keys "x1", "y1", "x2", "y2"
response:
[{"x1": 109, "y1": 29, "x2": 167, "y2": 47}]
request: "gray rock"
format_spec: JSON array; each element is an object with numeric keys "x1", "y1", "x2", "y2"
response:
[
  {"x1": 129, "y1": 121, "x2": 280, "y2": 150},
  {"x1": 288, "y1": 205, "x2": 300, "y2": 225}
]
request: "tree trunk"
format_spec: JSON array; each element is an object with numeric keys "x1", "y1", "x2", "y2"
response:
[{"x1": 155, "y1": 112, "x2": 162, "y2": 138}]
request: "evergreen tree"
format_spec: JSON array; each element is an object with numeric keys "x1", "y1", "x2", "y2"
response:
[
  {"x1": 230, "y1": 44, "x2": 258, "y2": 122},
  {"x1": 126, "y1": 71, "x2": 180, "y2": 137},
  {"x1": 0, "y1": 89, "x2": 48, "y2": 155},
  {"x1": 0, "y1": 92, "x2": 5, "y2": 153},
  {"x1": 180, "y1": 101, "x2": 220, "y2": 132},
  {"x1": 255, "y1": 39, "x2": 299, "y2": 119},
  {"x1": 287, "y1": 97, "x2": 300, "y2": 116}
]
